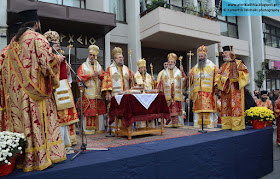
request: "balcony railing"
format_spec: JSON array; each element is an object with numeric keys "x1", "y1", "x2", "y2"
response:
[{"x1": 140, "y1": 1, "x2": 217, "y2": 21}]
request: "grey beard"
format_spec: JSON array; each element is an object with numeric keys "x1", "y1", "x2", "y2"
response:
[
  {"x1": 117, "y1": 62, "x2": 124, "y2": 66},
  {"x1": 223, "y1": 56, "x2": 231, "y2": 62},
  {"x1": 140, "y1": 71, "x2": 146, "y2": 75},
  {"x1": 198, "y1": 59, "x2": 206, "y2": 70}
]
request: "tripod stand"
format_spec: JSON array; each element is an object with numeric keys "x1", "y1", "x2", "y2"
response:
[
  {"x1": 71, "y1": 84, "x2": 109, "y2": 161},
  {"x1": 106, "y1": 113, "x2": 115, "y2": 137},
  {"x1": 198, "y1": 70, "x2": 207, "y2": 133}
]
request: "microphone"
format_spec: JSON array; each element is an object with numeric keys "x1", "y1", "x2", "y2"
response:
[{"x1": 48, "y1": 41, "x2": 88, "y2": 89}]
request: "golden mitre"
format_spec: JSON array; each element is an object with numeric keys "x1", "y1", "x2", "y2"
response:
[
  {"x1": 198, "y1": 45, "x2": 208, "y2": 54},
  {"x1": 112, "y1": 47, "x2": 123, "y2": 58},
  {"x1": 137, "y1": 58, "x2": 146, "y2": 68},
  {"x1": 43, "y1": 30, "x2": 60, "y2": 44},
  {"x1": 88, "y1": 45, "x2": 99, "y2": 55},
  {"x1": 167, "y1": 53, "x2": 177, "y2": 61}
]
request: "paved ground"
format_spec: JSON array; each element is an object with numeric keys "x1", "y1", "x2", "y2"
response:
[{"x1": 262, "y1": 127, "x2": 280, "y2": 179}]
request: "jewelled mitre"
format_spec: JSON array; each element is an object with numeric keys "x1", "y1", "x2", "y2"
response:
[
  {"x1": 167, "y1": 53, "x2": 177, "y2": 61},
  {"x1": 43, "y1": 30, "x2": 60, "y2": 44},
  {"x1": 198, "y1": 45, "x2": 208, "y2": 54},
  {"x1": 137, "y1": 58, "x2": 146, "y2": 68},
  {"x1": 112, "y1": 47, "x2": 123, "y2": 58},
  {"x1": 88, "y1": 45, "x2": 99, "y2": 55}
]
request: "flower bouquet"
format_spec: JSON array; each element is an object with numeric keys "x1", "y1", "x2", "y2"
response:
[
  {"x1": 245, "y1": 107, "x2": 275, "y2": 129},
  {"x1": 0, "y1": 131, "x2": 26, "y2": 176}
]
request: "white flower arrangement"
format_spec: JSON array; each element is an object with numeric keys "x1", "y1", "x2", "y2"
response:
[{"x1": 0, "y1": 131, "x2": 26, "y2": 165}]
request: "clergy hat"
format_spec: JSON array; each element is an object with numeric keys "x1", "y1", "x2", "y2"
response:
[
  {"x1": 261, "y1": 90, "x2": 268, "y2": 95},
  {"x1": 167, "y1": 53, "x2": 177, "y2": 61},
  {"x1": 44, "y1": 30, "x2": 60, "y2": 44},
  {"x1": 112, "y1": 47, "x2": 123, "y2": 58},
  {"x1": 137, "y1": 58, "x2": 146, "y2": 68},
  {"x1": 18, "y1": 9, "x2": 39, "y2": 23},
  {"x1": 198, "y1": 45, "x2": 208, "y2": 54},
  {"x1": 88, "y1": 45, "x2": 99, "y2": 55},
  {"x1": 222, "y1": 45, "x2": 234, "y2": 52}
]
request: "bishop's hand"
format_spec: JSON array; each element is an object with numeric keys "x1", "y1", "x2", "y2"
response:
[
  {"x1": 57, "y1": 55, "x2": 65, "y2": 64},
  {"x1": 92, "y1": 71, "x2": 100, "y2": 78}
]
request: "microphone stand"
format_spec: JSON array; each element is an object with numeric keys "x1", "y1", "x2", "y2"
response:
[
  {"x1": 198, "y1": 67, "x2": 207, "y2": 133},
  {"x1": 50, "y1": 46, "x2": 109, "y2": 161}
]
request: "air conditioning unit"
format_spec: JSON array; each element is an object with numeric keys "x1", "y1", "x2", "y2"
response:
[{"x1": 0, "y1": 29, "x2": 6, "y2": 37}]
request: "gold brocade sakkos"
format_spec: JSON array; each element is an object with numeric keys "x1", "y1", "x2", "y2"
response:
[
  {"x1": 218, "y1": 59, "x2": 249, "y2": 131},
  {"x1": 1, "y1": 30, "x2": 66, "y2": 172}
]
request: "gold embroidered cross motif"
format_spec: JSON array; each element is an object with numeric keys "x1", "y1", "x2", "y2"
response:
[
  {"x1": 194, "y1": 67, "x2": 199, "y2": 74},
  {"x1": 164, "y1": 75, "x2": 169, "y2": 83},
  {"x1": 112, "y1": 72, "x2": 120, "y2": 82},
  {"x1": 204, "y1": 66, "x2": 213, "y2": 74},
  {"x1": 124, "y1": 73, "x2": 129, "y2": 80},
  {"x1": 175, "y1": 75, "x2": 181, "y2": 82}
]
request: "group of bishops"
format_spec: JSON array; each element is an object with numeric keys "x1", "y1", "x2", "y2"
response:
[{"x1": 0, "y1": 9, "x2": 252, "y2": 172}]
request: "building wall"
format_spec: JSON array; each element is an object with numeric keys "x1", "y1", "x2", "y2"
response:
[
  {"x1": 0, "y1": 0, "x2": 7, "y2": 51},
  {"x1": 1, "y1": 0, "x2": 280, "y2": 92},
  {"x1": 251, "y1": 16, "x2": 266, "y2": 90},
  {"x1": 238, "y1": 16, "x2": 254, "y2": 91}
]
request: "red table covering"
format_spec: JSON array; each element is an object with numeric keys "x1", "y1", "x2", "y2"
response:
[{"x1": 109, "y1": 93, "x2": 171, "y2": 128}]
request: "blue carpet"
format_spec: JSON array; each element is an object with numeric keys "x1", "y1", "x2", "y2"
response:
[{"x1": 4, "y1": 126, "x2": 273, "y2": 179}]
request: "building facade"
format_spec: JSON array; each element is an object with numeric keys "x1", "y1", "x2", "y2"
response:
[{"x1": 1, "y1": 0, "x2": 280, "y2": 94}]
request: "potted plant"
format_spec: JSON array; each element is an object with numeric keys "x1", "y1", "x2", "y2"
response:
[
  {"x1": 185, "y1": 2, "x2": 198, "y2": 16},
  {"x1": 245, "y1": 107, "x2": 275, "y2": 129},
  {"x1": 0, "y1": 131, "x2": 26, "y2": 176}
]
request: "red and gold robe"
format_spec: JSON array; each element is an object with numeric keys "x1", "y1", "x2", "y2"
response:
[
  {"x1": 274, "y1": 99, "x2": 280, "y2": 146},
  {"x1": 77, "y1": 59, "x2": 106, "y2": 134},
  {"x1": 101, "y1": 62, "x2": 133, "y2": 129},
  {"x1": 158, "y1": 67, "x2": 187, "y2": 127},
  {"x1": 56, "y1": 60, "x2": 79, "y2": 146},
  {"x1": 0, "y1": 45, "x2": 9, "y2": 131},
  {"x1": 101, "y1": 62, "x2": 134, "y2": 96},
  {"x1": 255, "y1": 99, "x2": 273, "y2": 111},
  {"x1": 218, "y1": 59, "x2": 249, "y2": 131},
  {"x1": 1, "y1": 30, "x2": 66, "y2": 172},
  {"x1": 189, "y1": 59, "x2": 219, "y2": 128}
]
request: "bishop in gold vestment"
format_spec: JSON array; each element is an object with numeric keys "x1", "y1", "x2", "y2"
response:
[
  {"x1": 1, "y1": 10, "x2": 66, "y2": 172},
  {"x1": 218, "y1": 46, "x2": 249, "y2": 131},
  {"x1": 188, "y1": 45, "x2": 219, "y2": 128},
  {"x1": 101, "y1": 47, "x2": 134, "y2": 129},
  {"x1": 134, "y1": 58, "x2": 155, "y2": 128},
  {"x1": 44, "y1": 30, "x2": 79, "y2": 147},
  {"x1": 77, "y1": 45, "x2": 106, "y2": 134},
  {"x1": 158, "y1": 53, "x2": 187, "y2": 127}
]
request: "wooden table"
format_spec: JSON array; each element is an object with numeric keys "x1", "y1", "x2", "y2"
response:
[{"x1": 109, "y1": 93, "x2": 170, "y2": 140}]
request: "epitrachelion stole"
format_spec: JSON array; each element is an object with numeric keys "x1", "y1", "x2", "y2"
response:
[{"x1": 54, "y1": 79, "x2": 75, "y2": 110}]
